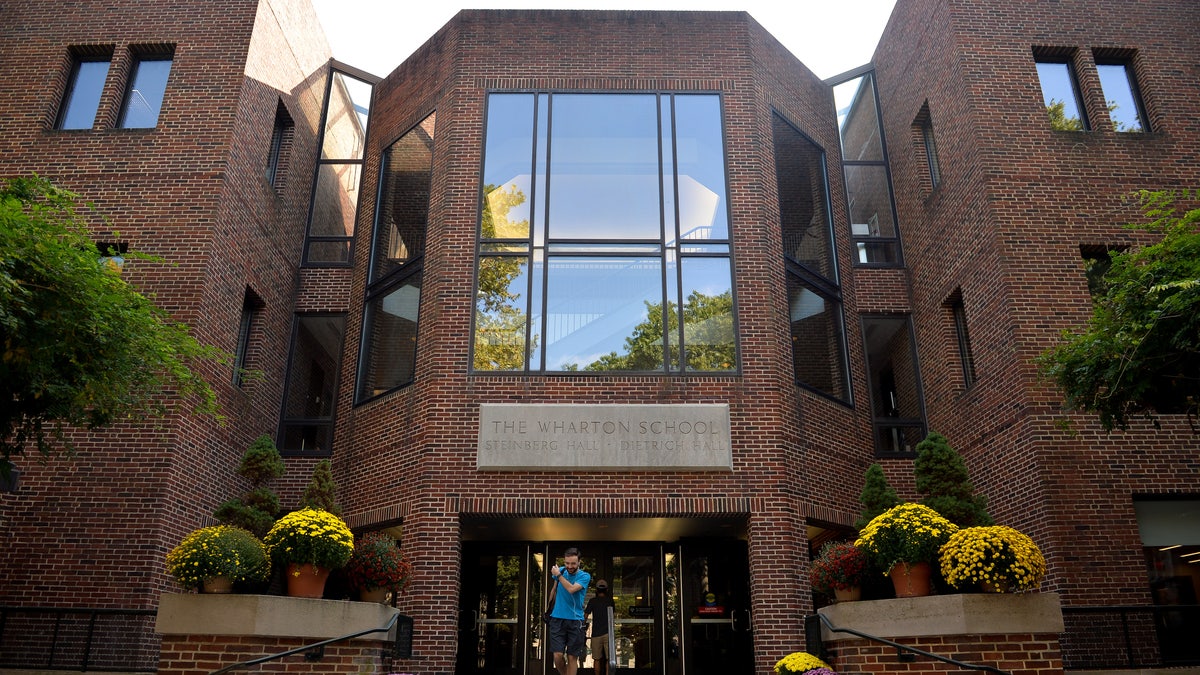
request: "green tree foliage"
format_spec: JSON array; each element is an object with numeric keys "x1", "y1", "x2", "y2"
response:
[
  {"x1": 0, "y1": 175, "x2": 221, "y2": 472},
  {"x1": 300, "y1": 458, "x2": 341, "y2": 515},
  {"x1": 585, "y1": 291, "x2": 735, "y2": 372},
  {"x1": 854, "y1": 463, "x2": 899, "y2": 530},
  {"x1": 1046, "y1": 99, "x2": 1083, "y2": 131},
  {"x1": 474, "y1": 183, "x2": 535, "y2": 371},
  {"x1": 1040, "y1": 190, "x2": 1200, "y2": 431},
  {"x1": 913, "y1": 431, "x2": 993, "y2": 527},
  {"x1": 214, "y1": 434, "x2": 285, "y2": 537}
]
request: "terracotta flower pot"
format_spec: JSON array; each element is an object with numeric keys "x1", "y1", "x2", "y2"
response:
[
  {"x1": 286, "y1": 562, "x2": 331, "y2": 598},
  {"x1": 833, "y1": 586, "x2": 862, "y2": 603},
  {"x1": 201, "y1": 576, "x2": 234, "y2": 594},
  {"x1": 359, "y1": 586, "x2": 391, "y2": 603},
  {"x1": 889, "y1": 561, "x2": 933, "y2": 598}
]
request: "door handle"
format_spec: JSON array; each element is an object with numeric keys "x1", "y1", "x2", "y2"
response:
[{"x1": 731, "y1": 608, "x2": 752, "y2": 632}]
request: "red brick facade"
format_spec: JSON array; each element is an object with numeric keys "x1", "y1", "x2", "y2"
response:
[{"x1": 2, "y1": 1, "x2": 1198, "y2": 674}]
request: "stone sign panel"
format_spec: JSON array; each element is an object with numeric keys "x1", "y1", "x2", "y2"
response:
[{"x1": 477, "y1": 403, "x2": 732, "y2": 471}]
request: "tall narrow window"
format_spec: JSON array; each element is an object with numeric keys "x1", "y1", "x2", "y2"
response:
[
  {"x1": 279, "y1": 314, "x2": 346, "y2": 456},
  {"x1": 831, "y1": 71, "x2": 902, "y2": 266},
  {"x1": 304, "y1": 67, "x2": 376, "y2": 265},
  {"x1": 118, "y1": 51, "x2": 172, "y2": 128},
  {"x1": 914, "y1": 103, "x2": 941, "y2": 189},
  {"x1": 774, "y1": 112, "x2": 850, "y2": 401},
  {"x1": 233, "y1": 289, "x2": 262, "y2": 387},
  {"x1": 471, "y1": 92, "x2": 736, "y2": 374},
  {"x1": 862, "y1": 315, "x2": 926, "y2": 455},
  {"x1": 948, "y1": 292, "x2": 976, "y2": 388},
  {"x1": 1095, "y1": 57, "x2": 1147, "y2": 133},
  {"x1": 57, "y1": 50, "x2": 111, "y2": 130},
  {"x1": 356, "y1": 112, "x2": 435, "y2": 402},
  {"x1": 266, "y1": 101, "x2": 294, "y2": 189},
  {"x1": 1034, "y1": 52, "x2": 1088, "y2": 131}
]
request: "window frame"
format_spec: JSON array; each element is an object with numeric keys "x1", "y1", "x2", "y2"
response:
[
  {"x1": 278, "y1": 312, "x2": 347, "y2": 457},
  {"x1": 948, "y1": 292, "x2": 976, "y2": 389},
  {"x1": 56, "y1": 51, "x2": 112, "y2": 130},
  {"x1": 1033, "y1": 51, "x2": 1090, "y2": 132},
  {"x1": 1093, "y1": 54, "x2": 1150, "y2": 133},
  {"x1": 468, "y1": 90, "x2": 740, "y2": 376},
  {"x1": 826, "y1": 67, "x2": 905, "y2": 268},
  {"x1": 354, "y1": 111, "x2": 435, "y2": 404},
  {"x1": 860, "y1": 313, "x2": 927, "y2": 457},
  {"x1": 117, "y1": 50, "x2": 174, "y2": 129},
  {"x1": 302, "y1": 62, "x2": 379, "y2": 267}
]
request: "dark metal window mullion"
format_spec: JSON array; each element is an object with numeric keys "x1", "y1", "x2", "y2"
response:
[
  {"x1": 667, "y1": 94, "x2": 686, "y2": 372},
  {"x1": 535, "y1": 93, "x2": 553, "y2": 373}
]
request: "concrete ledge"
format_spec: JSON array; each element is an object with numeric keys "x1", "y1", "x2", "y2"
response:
[
  {"x1": 819, "y1": 592, "x2": 1063, "y2": 640},
  {"x1": 155, "y1": 593, "x2": 398, "y2": 640}
]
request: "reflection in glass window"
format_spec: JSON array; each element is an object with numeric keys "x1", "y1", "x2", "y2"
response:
[
  {"x1": 372, "y1": 113, "x2": 435, "y2": 281},
  {"x1": 548, "y1": 94, "x2": 661, "y2": 240},
  {"x1": 773, "y1": 114, "x2": 836, "y2": 281},
  {"x1": 472, "y1": 92, "x2": 736, "y2": 374},
  {"x1": 58, "y1": 57, "x2": 110, "y2": 130},
  {"x1": 1096, "y1": 61, "x2": 1146, "y2": 132},
  {"x1": 862, "y1": 315, "x2": 925, "y2": 455},
  {"x1": 356, "y1": 109, "x2": 433, "y2": 402},
  {"x1": 357, "y1": 274, "x2": 421, "y2": 399},
  {"x1": 305, "y1": 67, "x2": 375, "y2": 265},
  {"x1": 280, "y1": 314, "x2": 346, "y2": 456},
  {"x1": 787, "y1": 278, "x2": 849, "y2": 401},
  {"x1": 831, "y1": 71, "x2": 902, "y2": 265},
  {"x1": 1034, "y1": 58, "x2": 1087, "y2": 131},
  {"x1": 119, "y1": 55, "x2": 172, "y2": 128}
]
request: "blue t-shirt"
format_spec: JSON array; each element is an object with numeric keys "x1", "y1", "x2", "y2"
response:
[{"x1": 550, "y1": 569, "x2": 591, "y2": 620}]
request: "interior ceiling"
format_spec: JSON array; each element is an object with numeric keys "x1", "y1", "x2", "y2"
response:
[{"x1": 460, "y1": 516, "x2": 748, "y2": 542}]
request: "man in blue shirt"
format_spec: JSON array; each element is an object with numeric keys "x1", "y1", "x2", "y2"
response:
[{"x1": 548, "y1": 546, "x2": 591, "y2": 675}]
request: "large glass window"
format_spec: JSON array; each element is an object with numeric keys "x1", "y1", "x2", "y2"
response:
[
  {"x1": 831, "y1": 72, "x2": 902, "y2": 265},
  {"x1": 305, "y1": 68, "x2": 376, "y2": 265},
  {"x1": 356, "y1": 112, "x2": 435, "y2": 401},
  {"x1": 1133, "y1": 499, "x2": 1200, "y2": 663},
  {"x1": 862, "y1": 315, "x2": 926, "y2": 455},
  {"x1": 279, "y1": 314, "x2": 346, "y2": 456},
  {"x1": 773, "y1": 112, "x2": 850, "y2": 402},
  {"x1": 57, "y1": 53, "x2": 111, "y2": 130},
  {"x1": 1034, "y1": 55, "x2": 1088, "y2": 131},
  {"x1": 471, "y1": 92, "x2": 736, "y2": 374},
  {"x1": 118, "y1": 53, "x2": 172, "y2": 128},
  {"x1": 1095, "y1": 58, "x2": 1147, "y2": 133}
]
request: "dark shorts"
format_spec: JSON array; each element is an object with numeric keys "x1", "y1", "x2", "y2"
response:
[{"x1": 548, "y1": 617, "x2": 586, "y2": 657}]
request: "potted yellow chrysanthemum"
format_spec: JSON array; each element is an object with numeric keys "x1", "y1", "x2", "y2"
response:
[
  {"x1": 263, "y1": 508, "x2": 354, "y2": 598},
  {"x1": 938, "y1": 525, "x2": 1046, "y2": 593},
  {"x1": 165, "y1": 525, "x2": 269, "y2": 593},
  {"x1": 855, "y1": 503, "x2": 958, "y2": 597},
  {"x1": 774, "y1": 651, "x2": 836, "y2": 675}
]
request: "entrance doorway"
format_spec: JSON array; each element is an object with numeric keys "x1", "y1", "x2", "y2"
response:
[{"x1": 456, "y1": 518, "x2": 753, "y2": 675}]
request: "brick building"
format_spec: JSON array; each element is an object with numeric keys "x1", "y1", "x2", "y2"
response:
[{"x1": 1, "y1": 0, "x2": 1198, "y2": 674}]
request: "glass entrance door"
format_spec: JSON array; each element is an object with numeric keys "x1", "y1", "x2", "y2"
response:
[
  {"x1": 678, "y1": 539, "x2": 753, "y2": 675},
  {"x1": 584, "y1": 545, "x2": 666, "y2": 675},
  {"x1": 457, "y1": 538, "x2": 749, "y2": 675},
  {"x1": 458, "y1": 544, "x2": 530, "y2": 675}
]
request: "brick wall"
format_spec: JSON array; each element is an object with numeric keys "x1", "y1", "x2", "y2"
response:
[
  {"x1": 0, "y1": 0, "x2": 330, "y2": 610},
  {"x1": 159, "y1": 635, "x2": 393, "y2": 675},
  {"x1": 828, "y1": 633, "x2": 1063, "y2": 675}
]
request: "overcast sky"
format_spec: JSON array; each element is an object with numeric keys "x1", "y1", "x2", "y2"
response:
[{"x1": 310, "y1": 0, "x2": 899, "y2": 81}]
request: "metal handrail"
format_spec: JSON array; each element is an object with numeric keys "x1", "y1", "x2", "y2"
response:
[
  {"x1": 210, "y1": 610, "x2": 400, "y2": 675},
  {"x1": 814, "y1": 612, "x2": 1010, "y2": 675}
]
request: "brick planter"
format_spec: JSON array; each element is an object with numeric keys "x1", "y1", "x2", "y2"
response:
[
  {"x1": 155, "y1": 594, "x2": 400, "y2": 675},
  {"x1": 817, "y1": 593, "x2": 1065, "y2": 675}
]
